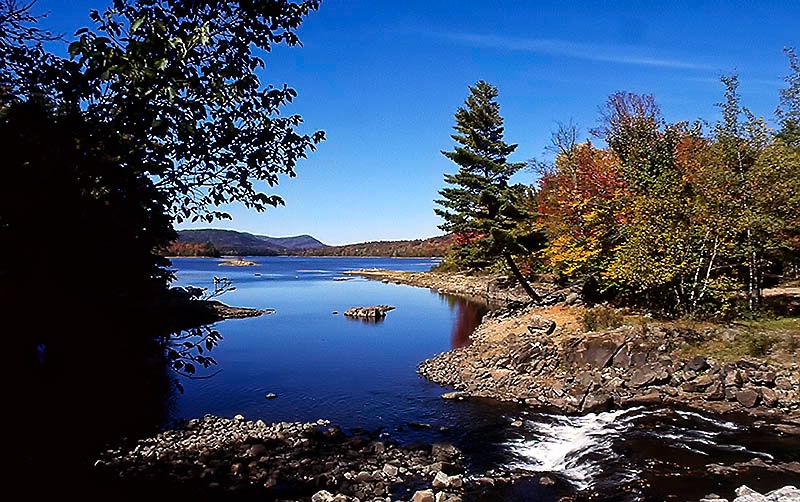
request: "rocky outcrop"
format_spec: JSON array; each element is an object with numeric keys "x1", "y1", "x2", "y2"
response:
[
  {"x1": 207, "y1": 300, "x2": 275, "y2": 320},
  {"x1": 344, "y1": 305, "x2": 395, "y2": 319},
  {"x1": 701, "y1": 484, "x2": 800, "y2": 502},
  {"x1": 418, "y1": 303, "x2": 800, "y2": 424},
  {"x1": 219, "y1": 258, "x2": 258, "y2": 266},
  {"x1": 95, "y1": 414, "x2": 466, "y2": 501}
]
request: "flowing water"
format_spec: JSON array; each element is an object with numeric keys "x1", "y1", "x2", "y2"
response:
[{"x1": 161, "y1": 256, "x2": 799, "y2": 501}]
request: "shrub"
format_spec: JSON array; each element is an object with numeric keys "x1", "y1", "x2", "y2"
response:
[
  {"x1": 582, "y1": 305, "x2": 625, "y2": 332},
  {"x1": 744, "y1": 332, "x2": 775, "y2": 357}
]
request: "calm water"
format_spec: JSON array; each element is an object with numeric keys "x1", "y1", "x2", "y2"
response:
[
  {"x1": 165, "y1": 256, "x2": 800, "y2": 501},
  {"x1": 167, "y1": 256, "x2": 490, "y2": 442}
]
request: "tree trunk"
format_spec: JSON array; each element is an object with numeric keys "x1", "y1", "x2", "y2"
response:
[{"x1": 503, "y1": 252, "x2": 541, "y2": 302}]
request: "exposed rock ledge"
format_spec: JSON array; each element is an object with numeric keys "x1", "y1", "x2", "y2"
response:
[
  {"x1": 417, "y1": 301, "x2": 800, "y2": 430},
  {"x1": 345, "y1": 269, "x2": 799, "y2": 426},
  {"x1": 206, "y1": 300, "x2": 275, "y2": 320}
]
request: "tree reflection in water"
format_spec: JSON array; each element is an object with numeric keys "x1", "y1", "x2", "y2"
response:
[{"x1": 445, "y1": 295, "x2": 490, "y2": 349}]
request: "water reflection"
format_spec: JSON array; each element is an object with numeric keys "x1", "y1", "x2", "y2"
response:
[
  {"x1": 443, "y1": 294, "x2": 490, "y2": 349},
  {"x1": 344, "y1": 316, "x2": 386, "y2": 325}
]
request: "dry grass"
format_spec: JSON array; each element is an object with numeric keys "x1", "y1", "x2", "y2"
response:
[{"x1": 671, "y1": 316, "x2": 800, "y2": 366}]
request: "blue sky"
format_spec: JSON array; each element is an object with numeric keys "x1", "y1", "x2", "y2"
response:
[{"x1": 33, "y1": 1, "x2": 800, "y2": 245}]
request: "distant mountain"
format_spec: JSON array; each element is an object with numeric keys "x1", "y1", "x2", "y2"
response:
[
  {"x1": 173, "y1": 229, "x2": 328, "y2": 256},
  {"x1": 301, "y1": 234, "x2": 454, "y2": 258}
]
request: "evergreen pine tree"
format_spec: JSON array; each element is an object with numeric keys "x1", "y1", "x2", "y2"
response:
[{"x1": 435, "y1": 80, "x2": 543, "y2": 301}]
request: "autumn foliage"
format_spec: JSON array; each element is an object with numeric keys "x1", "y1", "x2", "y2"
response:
[
  {"x1": 437, "y1": 52, "x2": 800, "y2": 317},
  {"x1": 530, "y1": 68, "x2": 800, "y2": 316},
  {"x1": 537, "y1": 142, "x2": 627, "y2": 280}
]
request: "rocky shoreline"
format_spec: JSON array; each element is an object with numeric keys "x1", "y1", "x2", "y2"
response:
[
  {"x1": 95, "y1": 414, "x2": 467, "y2": 502},
  {"x1": 92, "y1": 412, "x2": 799, "y2": 502},
  {"x1": 342, "y1": 269, "x2": 555, "y2": 306},
  {"x1": 91, "y1": 269, "x2": 799, "y2": 501},
  {"x1": 345, "y1": 268, "x2": 800, "y2": 427},
  {"x1": 418, "y1": 301, "x2": 800, "y2": 428}
]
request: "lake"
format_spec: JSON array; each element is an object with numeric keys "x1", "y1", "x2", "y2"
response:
[
  {"x1": 167, "y1": 256, "x2": 492, "y2": 444},
  {"x1": 158, "y1": 256, "x2": 799, "y2": 500}
]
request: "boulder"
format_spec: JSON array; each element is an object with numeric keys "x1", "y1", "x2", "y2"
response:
[
  {"x1": 582, "y1": 391, "x2": 613, "y2": 412},
  {"x1": 412, "y1": 490, "x2": 435, "y2": 502},
  {"x1": 735, "y1": 388, "x2": 760, "y2": 408},
  {"x1": 687, "y1": 355, "x2": 710, "y2": 372},
  {"x1": 565, "y1": 330, "x2": 630, "y2": 369},
  {"x1": 630, "y1": 364, "x2": 670, "y2": 388},
  {"x1": 344, "y1": 305, "x2": 395, "y2": 319}
]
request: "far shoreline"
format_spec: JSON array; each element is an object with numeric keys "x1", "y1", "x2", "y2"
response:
[{"x1": 166, "y1": 254, "x2": 444, "y2": 260}]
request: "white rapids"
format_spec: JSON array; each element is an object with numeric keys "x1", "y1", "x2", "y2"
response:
[
  {"x1": 505, "y1": 407, "x2": 643, "y2": 490},
  {"x1": 503, "y1": 406, "x2": 775, "y2": 491}
]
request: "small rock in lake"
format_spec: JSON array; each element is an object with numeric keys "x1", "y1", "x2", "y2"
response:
[
  {"x1": 344, "y1": 305, "x2": 395, "y2": 319},
  {"x1": 441, "y1": 391, "x2": 468, "y2": 400}
]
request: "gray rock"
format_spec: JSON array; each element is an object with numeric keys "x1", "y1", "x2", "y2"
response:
[
  {"x1": 688, "y1": 355, "x2": 710, "y2": 372},
  {"x1": 725, "y1": 369, "x2": 743, "y2": 387},
  {"x1": 694, "y1": 373, "x2": 716, "y2": 388},
  {"x1": 382, "y1": 463, "x2": 398, "y2": 478},
  {"x1": 432, "y1": 471, "x2": 451, "y2": 488},
  {"x1": 441, "y1": 391, "x2": 468, "y2": 400},
  {"x1": 630, "y1": 366, "x2": 660, "y2": 388},
  {"x1": 775, "y1": 376, "x2": 794, "y2": 390},
  {"x1": 736, "y1": 485, "x2": 761, "y2": 496},
  {"x1": 750, "y1": 371, "x2": 777, "y2": 386},
  {"x1": 431, "y1": 442, "x2": 460, "y2": 461},
  {"x1": 569, "y1": 336, "x2": 626, "y2": 369},
  {"x1": 761, "y1": 485, "x2": 800, "y2": 501},
  {"x1": 761, "y1": 387, "x2": 778, "y2": 407},
  {"x1": 412, "y1": 489, "x2": 436, "y2": 502},
  {"x1": 312, "y1": 490, "x2": 336, "y2": 502},
  {"x1": 704, "y1": 382, "x2": 726, "y2": 401},
  {"x1": 735, "y1": 388, "x2": 760, "y2": 408},
  {"x1": 582, "y1": 391, "x2": 613, "y2": 412},
  {"x1": 344, "y1": 305, "x2": 395, "y2": 318},
  {"x1": 622, "y1": 391, "x2": 662, "y2": 406}
]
